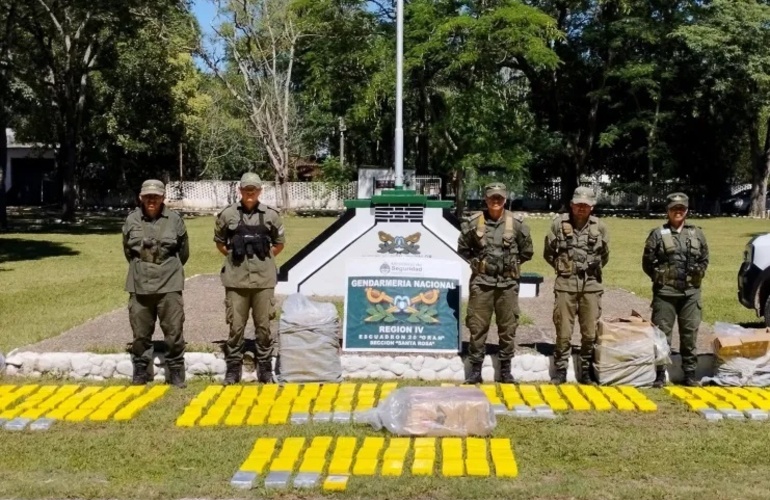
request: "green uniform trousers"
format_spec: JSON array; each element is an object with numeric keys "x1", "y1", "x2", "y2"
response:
[
  {"x1": 652, "y1": 291, "x2": 701, "y2": 374},
  {"x1": 553, "y1": 291, "x2": 602, "y2": 372},
  {"x1": 128, "y1": 292, "x2": 186, "y2": 369},
  {"x1": 224, "y1": 287, "x2": 275, "y2": 364},
  {"x1": 466, "y1": 283, "x2": 519, "y2": 364}
]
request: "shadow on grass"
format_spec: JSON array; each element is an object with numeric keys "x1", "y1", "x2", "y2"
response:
[
  {"x1": 0, "y1": 238, "x2": 79, "y2": 263},
  {"x1": 741, "y1": 232, "x2": 770, "y2": 239},
  {"x1": 6, "y1": 207, "x2": 128, "y2": 235}
]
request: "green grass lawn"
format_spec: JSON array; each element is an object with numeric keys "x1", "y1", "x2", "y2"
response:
[{"x1": 0, "y1": 211, "x2": 767, "y2": 352}]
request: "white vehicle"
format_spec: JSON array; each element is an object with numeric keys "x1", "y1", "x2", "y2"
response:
[{"x1": 738, "y1": 234, "x2": 770, "y2": 326}]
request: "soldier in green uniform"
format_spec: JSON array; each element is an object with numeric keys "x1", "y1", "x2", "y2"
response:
[
  {"x1": 122, "y1": 179, "x2": 190, "y2": 388},
  {"x1": 214, "y1": 172, "x2": 285, "y2": 385},
  {"x1": 544, "y1": 187, "x2": 610, "y2": 385},
  {"x1": 458, "y1": 182, "x2": 534, "y2": 384},
  {"x1": 643, "y1": 192, "x2": 709, "y2": 387}
]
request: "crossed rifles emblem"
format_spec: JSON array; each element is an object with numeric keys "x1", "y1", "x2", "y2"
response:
[{"x1": 365, "y1": 287, "x2": 440, "y2": 323}]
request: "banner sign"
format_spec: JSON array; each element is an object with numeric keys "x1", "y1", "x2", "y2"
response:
[{"x1": 343, "y1": 258, "x2": 462, "y2": 353}]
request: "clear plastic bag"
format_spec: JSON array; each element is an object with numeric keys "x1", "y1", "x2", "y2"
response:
[
  {"x1": 594, "y1": 339, "x2": 656, "y2": 386},
  {"x1": 703, "y1": 353, "x2": 770, "y2": 387},
  {"x1": 357, "y1": 387, "x2": 496, "y2": 436},
  {"x1": 280, "y1": 293, "x2": 339, "y2": 333},
  {"x1": 650, "y1": 325, "x2": 672, "y2": 366},
  {"x1": 598, "y1": 314, "x2": 671, "y2": 367},
  {"x1": 278, "y1": 294, "x2": 341, "y2": 383},
  {"x1": 706, "y1": 322, "x2": 770, "y2": 386},
  {"x1": 713, "y1": 322, "x2": 750, "y2": 337}
]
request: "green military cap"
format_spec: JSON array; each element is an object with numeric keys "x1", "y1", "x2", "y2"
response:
[
  {"x1": 485, "y1": 182, "x2": 507, "y2": 198},
  {"x1": 571, "y1": 186, "x2": 597, "y2": 206},
  {"x1": 667, "y1": 192, "x2": 688, "y2": 209},
  {"x1": 139, "y1": 179, "x2": 165, "y2": 197},
  {"x1": 240, "y1": 172, "x2": 262, "y2": 188}
]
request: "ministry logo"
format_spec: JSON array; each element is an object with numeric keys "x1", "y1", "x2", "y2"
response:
[{"x1": 379, "y1": 263, "x2": 391, "y2": 274}]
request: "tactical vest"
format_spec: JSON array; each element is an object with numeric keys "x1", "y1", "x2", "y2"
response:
[
  {"x1": 553, "y1": 214, "x2": 603, "y2": 278},
  {"x1": 470, "y1": 210, "x2": 521, "y2": 279},
  {"x1": 231, "y1": 210, "x2": 272, "y2": 261},
  {"x1": 654, "y1": 225, "x2": 704, "y2": 289}
]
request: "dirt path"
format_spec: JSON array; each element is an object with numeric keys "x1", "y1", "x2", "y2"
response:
[{"x1": 19, "y1": 274, "x2": 713, "y2": 354}]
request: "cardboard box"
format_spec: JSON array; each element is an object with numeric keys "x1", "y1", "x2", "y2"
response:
[
  {"x1": 713, "y1": 336, "x2": 744, "y2": 359},
  {"x1": 742, "y1": 332, "x2": 770, "y2": 358},
  {"x1": 598, "y1": 312, "x2": 655, "y2": 346},
  {"x1": 713, "y1": 331, "x2": 770, "y2": 360}
]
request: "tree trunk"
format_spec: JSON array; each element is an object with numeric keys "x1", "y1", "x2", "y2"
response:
[
  {"x1": 416, "y1": 84, "x2": 429, "y2": 174},
  {"x1": 749, "y1": 116, "x2": 769, "y2": 217},
  {"x1": 454, "y1": 167, "x2": 465, "y2": 218},
  {"x1": 281, "y1": 176, "x2": 290, "y2": 211},
  {"x1": 646, "y1": 100, "x2": 660, "y2": 216},
  {"x1": 560, "y1": 159, "x2": 579, "y2": 210},
  {"x1": 756, "y1": 115, "x2": 770, "y2": 217},
  {"x1": 61, "y1": 129, "x2": 77, "y2": 221},
  {"x1": 0, "y1": 119, "x2": 7, "y2": 230}
]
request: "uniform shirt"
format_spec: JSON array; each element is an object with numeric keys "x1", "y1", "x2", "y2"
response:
[
  {"x1": 214, "y1": 201, "x2": 285, "y2": 288},
  {"x1": 642, "y1": 222, "x2": 709, "y2": 297},
  {"x1": 122, "y1": 205, "x2": 189, "y2": 294},
  {"x1": 458, "y1": 210, "x2": 534, "y2": 288},
  {"x1": 543, "y1": 214, "x2": 610, "y2": 293}
]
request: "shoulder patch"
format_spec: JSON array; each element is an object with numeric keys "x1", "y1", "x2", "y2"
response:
[{"x1": 511, "y1": 211, "x2": 525, "y2": 222}]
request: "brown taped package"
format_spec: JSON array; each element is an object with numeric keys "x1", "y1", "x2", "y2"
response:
[
  {"x1": 714, "y1": 331, "x2": 770, "y2": 360},
  {"x1": 400, "y1": 388, "x2": 493, "y2": 436}
]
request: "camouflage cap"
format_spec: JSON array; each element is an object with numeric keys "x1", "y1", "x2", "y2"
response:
[
  {"x1": 485, "y1": 182, "x2": 507, "y2": 198},
  {"x1": 667, "y1": 192, "x2": 689, "y2": 209},
  {"x1": 571, "y1": 186, "x2": 596, "y2": 206},
  {"x1": 240, "y1": 172, "x2": 262, "y2": 189},
  {"x1": 139, "y1": 179, "x2": 165, "y2": 197}
]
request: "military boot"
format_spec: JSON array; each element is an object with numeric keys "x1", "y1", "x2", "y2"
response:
[
  {"x1": 223, "y1": 362, "x2": 242, "y2": 386},
  {"x1": 132, "y1": 362, "x2": 149, "y2": 385},
  {"x1": 258, "y1": 361, "x2": 274, "y2": 384},
  {"x1": 465, "y1": 363, "x2": 483, "y2": 384},
  {"x1": 498, "y1": 360, "x2": 515, "y2": 384},
  {"x1": 578, "y1": 361, "x2": 597, "y2": 385},
  {"x1": 169, "y1": 366, "x2": 187, "y2": 389},
  {"x1": 682, "y1": 371, "x2": 700, "y2": 387},
  {"x1": 652, "y1": 367, "x2": 666, "y2": 388},
  {"x1": 551, "y1": 368, "x2": 567, "y2": 385},
  {"x1": 578, "y1": 369, "x2": 594, "y2": 385}
]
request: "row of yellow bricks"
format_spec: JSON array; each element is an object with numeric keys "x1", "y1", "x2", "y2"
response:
[
  {"x1": 666, "y1": 386, "x2": 770, "y2": 411},
  {"x1": 0, "y1": 385, "x2": 167, "y2": 421},
  {"x1": 240, "y1": 436, "x2": 518, "y2": 491},
  {"x1": 177, "y1": 382, "x2": 399, "y2": 427},
  {"x1": 177, "y1": 383, "x2": 658, "y2": 427}
]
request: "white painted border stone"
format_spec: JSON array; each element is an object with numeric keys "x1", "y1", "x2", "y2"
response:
[
  {"x1": 1, "y1": 351, "x2": 713, "y2": 383},
  {"x1": 2, "y1": 351, "x2": 560, "y2": 382}
]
